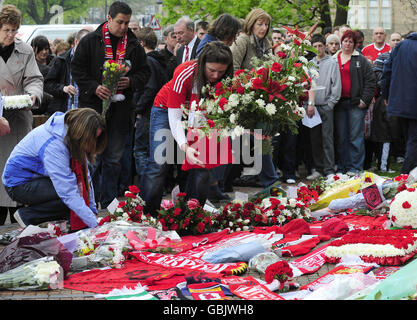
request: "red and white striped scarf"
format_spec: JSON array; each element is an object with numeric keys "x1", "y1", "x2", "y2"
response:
[{"x1": 102, "y1": 22, "x2": 128, "y2": 95}]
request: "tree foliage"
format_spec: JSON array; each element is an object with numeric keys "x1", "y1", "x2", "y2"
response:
[
  {"x1": 158, "y1": 0, "x2": 350, "y2": 29},
  {"x1": 6, "y1": 0, "x2": 103, "y2": 24}
]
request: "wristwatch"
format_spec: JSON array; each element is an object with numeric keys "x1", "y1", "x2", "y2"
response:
[{"x1": 308, "y1": 101, "x2": 314, "y2": 106}]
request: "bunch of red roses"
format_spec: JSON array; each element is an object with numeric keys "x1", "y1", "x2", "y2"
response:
[
  {"x1": 264, "y1": 260, "x2": 294, "y2": 285},
  {"x1": 157, "y1": 193, "x2": 213, "y2": 235}
]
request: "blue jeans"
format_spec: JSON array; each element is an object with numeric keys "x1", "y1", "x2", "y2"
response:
[
  {"x1": 5, "y1": 177, "x2": 70, "y2": 226},
  {"x1": 400, "y1": 118, "x2": 417, "y2": 174},
  {"x1": 334, "y1": 99, "x2": 367, "y2": 173},
  {"x1": 133, "y1": 115, "x2": 150, "y2": 179},
  {"x1": 92, "y1": 117, "x2": 130, "y2": 208},
  {"x1": 140, "y1": 106, "x2": 172, "y2": 216},
  {"x1": 185, "y1": 168, "x2": 210, "y2": 207},
  {"x1": 259, "y1": 154, "x2": 280, "y2": 188},
  {"x1": 272, "y1": 130, "x2": 297, "y2": 180},
  {"x1": 119, "y1": 130, "x2": 134, "y2": 192}
]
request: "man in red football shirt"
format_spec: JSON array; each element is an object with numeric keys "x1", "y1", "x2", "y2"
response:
[{"x1": 362, "y1": 27, "x2": 391, "y2": 62}]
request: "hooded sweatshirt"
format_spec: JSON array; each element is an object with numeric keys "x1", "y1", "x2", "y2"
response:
[
  {"x1": 2, "y1": 112, "x2": 98, "y2": 228},
  {"x1": 310, "y1": 54, "x2": 342, "y2": 108}
]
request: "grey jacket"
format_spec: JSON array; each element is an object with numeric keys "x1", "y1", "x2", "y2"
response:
[
  {"x1": 310, "y1": 54, "x2": 341, "y2": 108},
  {"x1": 0, "y1": 37, "x2": 44, "y2": 207},
  {"x1": 231, "y1": 33, "x2": 272, "y2": 72}
]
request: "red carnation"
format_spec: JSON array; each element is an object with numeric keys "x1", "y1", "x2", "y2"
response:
[
  {"x1": 128, "y1": 185, "x2": 140, "y2": 194},
  {"x1": 174, "y1": 207, "x2": 182, "y2": 216},
  {"x1": 402, "y1": 201, "x2": 412, "y2": 209},
  {"x1": 236, "y1": 85, "x2": 245, "y2": 94},
  {"x1": 271, "y1": 62, "x2": 282, "y2": 73},
  {"x1": 277, "y1": 51, "x2": 287, "y2": 58},
  {"x1": 218, "y1": 97, "x2": 228, "y2": 110},
  {"x1": 187, "y1": 198, "x2": 200, "y2": 209},
  {"x1": 207, "y1": 119, "x2": 216, "y2": 128},
  {"x1": 293, "y1": 38, "x2": 301, "y2": 46},
  {"x1": 197, "y1": 222, "x2": 206, "y2": 233},
  {"x1": 251, "y1": 78, "x2": 264, "y2": 90}
]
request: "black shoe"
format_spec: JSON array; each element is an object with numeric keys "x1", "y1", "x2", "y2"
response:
[{"x1": 208, "y1": 185, "x2": 232, "y2": 202}]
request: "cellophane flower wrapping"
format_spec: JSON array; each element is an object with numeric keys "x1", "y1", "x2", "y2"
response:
[
  {"x1": 98, "y1": 185, "x2": 160, "y2": 229},
  {"x1": 0, "y1": 256, "x2": 63, "y2": 290},
  {"x1": 101, "y1": 59, "x2": 130, "y2": 118},
  {"x1": 248, "y1": 252, "x2": 281, "y2": 274},
  {"x1": 191, "y1": 35, "x2": 316, "y2": 155},
  {"x1": 157, "y1": 193, "x2": 214, "y2": 235}
]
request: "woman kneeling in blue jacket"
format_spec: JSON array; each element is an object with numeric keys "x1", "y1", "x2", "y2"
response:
[{"x1": 2, "y1": 108, "x2": 106, "y2": 230}]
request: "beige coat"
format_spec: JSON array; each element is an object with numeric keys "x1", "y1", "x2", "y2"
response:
[
  {"x1": 230, "y1": 33, "x2": 272, "y2": 72},
  {"x1": 0, "y1": 37, "x2": 43, "y2": 207}
]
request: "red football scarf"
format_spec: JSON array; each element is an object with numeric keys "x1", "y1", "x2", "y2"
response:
[
  {"x1": 102, "y1": 22, "x2": 127, "y2": 95},
  {"x1": 70, "y1": 159, "x2": 89, "y2": 231}
]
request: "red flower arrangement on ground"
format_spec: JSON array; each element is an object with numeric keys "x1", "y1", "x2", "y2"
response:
[
  {"x1": 157, "y1": 193, "x2": 213, "y2": 235},
  {"x1": 98, "y1": 185, "x2": 152, "y2": 226},
  {"x1": 324, "y1": 227, "x2": 417, "y2": 265},
  {"x1": 264, "y1": 260, "x2": 293, "y2": 285}
]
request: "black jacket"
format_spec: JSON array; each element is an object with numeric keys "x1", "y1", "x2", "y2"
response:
[
  {"x1": 71, "y1": 22, "x2": 150, "y2": 129},
  {"x1": 335, "y1": 50, "x2": 376, "y2": 107},
  {"x1": 159, "y1": 45, "x2": 177, "y2": 80},
  {"x1": 175, "y1": 37, "x2": 201, "y2": 66},
  {"x1": 135, "y1": 50, "x2": 169, "y2": 117},
  {"x1": 44, "y1": 49, "x2": 72, "y2": 114}
]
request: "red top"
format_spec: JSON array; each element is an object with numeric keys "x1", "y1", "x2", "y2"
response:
[
  {"x1": 361, "y1": 43, "x2": 391, "y2": 62},
  {"x1": 154, "y1": 60, "x2": 197, "y2": 110},
  {"x1": 154, "y1": 60, "x2": 233, "y2": 171},
  {"x1": 338, "y1": 54, "x2": 351, "y2": 98}
]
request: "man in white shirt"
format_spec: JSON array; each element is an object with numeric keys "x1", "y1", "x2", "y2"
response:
[{"x1": 173, "y1": 17, "x2": 201, "y2": 65}]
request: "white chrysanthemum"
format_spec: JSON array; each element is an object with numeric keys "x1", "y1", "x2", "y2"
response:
[
  {"x1": 389, "y1": 189, "x2": 417, "y2": 228},
  {"x1": 288, "y1": 76, "x2": 296, "y2": 82},
  {"x1": 256, "y1": 99, "x2": 265, "y2": 108},
  {"x1": 299, "y1": 56, "x2": 308, "y2": 64},
  {"x1": 205, "y1": 99, "x2": 216, "y2": 113},
  {"x1": 278, "y1": 215, "x2": 286, "y2": 223},
  {"x1": 228, "y1": 93, "x2": 239, "y2": 107},
  {"x1": 232, "y1": 125, "x2": 245, "y2": 138},
  {"x1": 230, "y1": 113, "x2": 236, "y2": 123},
  {"x1": 265, "y1": 103, "x2": 276, "y2": 115}
]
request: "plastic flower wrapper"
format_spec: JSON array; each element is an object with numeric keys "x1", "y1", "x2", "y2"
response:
[
  {"x1": 248, "y1": 252, "x2": 281, "y2": 274},
  {"x1": 0, "y1": 256, "x2": 63, "y2": 291},
  {"x1": 101, "y1": 59, "x2": 130, "y2": 118}
]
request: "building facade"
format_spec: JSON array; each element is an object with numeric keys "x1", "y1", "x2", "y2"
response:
[{"x1": 346, "y1": 0, "x2": 417, "y2": 43}]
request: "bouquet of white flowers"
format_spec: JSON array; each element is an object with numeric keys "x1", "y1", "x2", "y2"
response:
[{"x1": 0, "y1": 256, "x2": 63, "y2": 290}]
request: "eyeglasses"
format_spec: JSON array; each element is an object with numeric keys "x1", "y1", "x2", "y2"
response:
[{"x1": 1, "y1": 29, "x2": 18, "y2": 35}]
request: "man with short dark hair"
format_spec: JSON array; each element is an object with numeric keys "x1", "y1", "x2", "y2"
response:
[
  {"x1": 71, "y1": 1, "x2": 150, "y2": 208},
  {"x1": 306, "y1": 34, "x2": 341, "y2": 180},
  {"x1": 196, "y1": 21, "x2": 209, "y2": 40},
  {"x1": 271, "y1": 29, "x2": 283, "y2": 45}
]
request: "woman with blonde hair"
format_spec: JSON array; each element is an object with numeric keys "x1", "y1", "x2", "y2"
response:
[
  {"x1": 0, "y1": 4, "x2": 43, "y2": 225},
  {"x1": 231, "y1": 8, "x2": 272, "y2": 72},
  {"x1": 228, "y1": 8, "x2": 280, "y2": 189},
  {"x1": 2, "y1": 109, "x2": 106, "y2": 231}
]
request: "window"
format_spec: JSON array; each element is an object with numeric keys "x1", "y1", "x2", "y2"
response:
[{"x1": 347, "y1": 0, "x2": 391, "y2": 30}]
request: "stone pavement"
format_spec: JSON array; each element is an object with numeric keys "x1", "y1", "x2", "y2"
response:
[{"x1": 0, "y1": 182, "x2": 334, "y2": 300}]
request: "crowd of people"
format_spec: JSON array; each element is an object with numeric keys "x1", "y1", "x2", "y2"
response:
[{"x1": 0, "y1": 2, "x2": 416, "y2": 231}]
